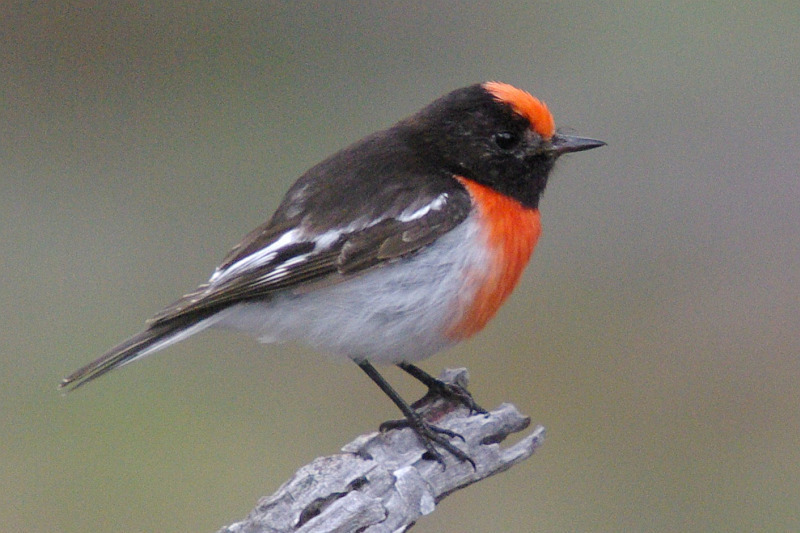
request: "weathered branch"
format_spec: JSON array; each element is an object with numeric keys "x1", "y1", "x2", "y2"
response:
[{"x1": 217, "y1": 368, "x2": 545, "y2": 533}]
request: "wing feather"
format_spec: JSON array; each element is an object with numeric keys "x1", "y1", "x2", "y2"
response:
[{"x1": 148, "y1": 186, "x2": 471, "y2": 326}]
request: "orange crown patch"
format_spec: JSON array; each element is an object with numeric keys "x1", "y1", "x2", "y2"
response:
[{"x1": 483, "y1": 81, "x2": 555, "y2": 140}]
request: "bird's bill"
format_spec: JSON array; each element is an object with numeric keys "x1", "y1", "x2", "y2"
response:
[{"x1": 551, "y1": 134, "x2": 606, "y2": 155}]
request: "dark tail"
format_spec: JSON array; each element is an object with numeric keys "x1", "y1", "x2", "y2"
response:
[{"x1": 60, "y1": 316, "x2": 214, "y2": 392}]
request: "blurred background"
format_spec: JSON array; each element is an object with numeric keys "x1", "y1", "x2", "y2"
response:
[{"x1": 2, "y1": 2, "x2": 798, "y2": 532}]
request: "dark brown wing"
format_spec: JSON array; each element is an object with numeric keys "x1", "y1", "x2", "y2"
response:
[
  {"x1": 148, "y1": 188, "x2": 470, "y2": 326},
  {"x1": 147, "y1": 126, "x2": 473, "y2": 326}
]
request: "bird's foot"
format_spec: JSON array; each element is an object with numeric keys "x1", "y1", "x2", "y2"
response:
[
  {"x1": 413, "y1": 378, "x2": 488, "y2": 416},
  {"x1": 380, "y1": 412, "x2": 476, "y2": 469},
  {"x1": 397, "y1": 363, "x2": 488, "y2": 415}
]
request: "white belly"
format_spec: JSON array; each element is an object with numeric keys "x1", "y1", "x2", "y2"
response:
[{"x1": 214, "y1": 216, "x2": 490, "y2": 364}]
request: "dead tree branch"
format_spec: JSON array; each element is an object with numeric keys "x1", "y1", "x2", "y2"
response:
[{"x1": 217, "y1": 368, "x2": 545, "y2": 533}]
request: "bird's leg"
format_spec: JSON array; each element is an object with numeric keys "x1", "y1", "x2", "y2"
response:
[
  {"x1": 397, "y1": 362, "x2": 488, "y2": 415},
  {"x1": 356, "y1": 360, "x2": 475, "y2": 469}
]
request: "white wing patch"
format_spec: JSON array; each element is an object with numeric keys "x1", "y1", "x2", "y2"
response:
[
  {"x1": 209, "y1": 228, "x2": 303, "y2": 284},
  {"x1": 396, "y1": 193, "x2": 448, "y2": 222},
  {"x1": 207, "y1": 193, "x2": 451, "y2": 289},
  {"x1": 312, "y1": 218, "x2": 372, "y2": 249},
  {"x1": 257, "y1": 254, "x2": 313, "y2": 283}
]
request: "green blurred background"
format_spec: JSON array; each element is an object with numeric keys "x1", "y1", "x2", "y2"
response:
[{"x1": 2, "y1": 2, "x2": 799, "y2": 532}]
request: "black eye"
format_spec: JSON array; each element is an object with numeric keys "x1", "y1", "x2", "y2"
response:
[{"x1": 493, "y1": 131, "x2": 519, "y2": 150}]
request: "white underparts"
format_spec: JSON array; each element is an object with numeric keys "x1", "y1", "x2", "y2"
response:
[{"x1": 213, "y1": 215, "x2": 490, "y2": 364}]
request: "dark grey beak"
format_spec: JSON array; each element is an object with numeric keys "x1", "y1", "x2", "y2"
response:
[{"x1": 551, "y1": 134, "x2": 606, "y2": 155}]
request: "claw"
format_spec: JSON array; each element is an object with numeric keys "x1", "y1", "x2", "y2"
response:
[
  {"x1": 380, "y1": 418, "x2": 465, "y2": 442},
  {"x1": 380, "y1": 411, "x2": 475, "y2": 469},
  {"x1": 412, "y1": 418, "x2": 476, "y2": 469},
  {"x1": 428, "y1": 381, "x2": 488, "y2": 415},
  {"x1": 399, "y1": 363, "x2": 487, "y2": 415},
  {"x1": 358, "y1": 361, "x2": 478, "y2": 470}
]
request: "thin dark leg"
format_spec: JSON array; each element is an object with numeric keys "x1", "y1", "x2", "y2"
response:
[
  {"x1": 397, "y1": 362, "x2": 488, "y2": 415},
  {"x1": 357, "y1": 360, "x2": 475, "y2": 468}
]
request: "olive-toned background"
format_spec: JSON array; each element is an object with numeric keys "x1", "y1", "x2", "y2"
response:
[{"x1": 3, "y1": 2, "x2": 798, "y2": 532}]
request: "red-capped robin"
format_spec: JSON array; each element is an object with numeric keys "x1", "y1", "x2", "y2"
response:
[{"x1": 61, "y1": 82, "x2": 604, "y2": 465}]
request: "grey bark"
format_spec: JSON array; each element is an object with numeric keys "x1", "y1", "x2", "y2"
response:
[{"x1": 217, "y1": 368, "x2": 545, "y2": 533}]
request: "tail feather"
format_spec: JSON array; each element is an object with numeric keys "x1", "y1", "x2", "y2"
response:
[{"x1": 60, "y1": 316, "x2": 216, "y2": 392}]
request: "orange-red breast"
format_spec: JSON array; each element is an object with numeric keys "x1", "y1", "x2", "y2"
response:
[{"x1": 62, "y1": 81, "x2": 604, "y2": 465}]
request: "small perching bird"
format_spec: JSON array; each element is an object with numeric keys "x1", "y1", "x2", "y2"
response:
[{"x1": 62, "y1": 82, "x2": 604, "y2": 465}]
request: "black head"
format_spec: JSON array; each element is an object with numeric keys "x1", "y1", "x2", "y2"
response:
[{"x1": 401, "y1": 82, "x2": 604, "y2": 209}]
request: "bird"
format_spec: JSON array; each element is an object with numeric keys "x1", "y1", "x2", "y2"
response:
[{"x1": 61, "y1": 81, "x2": 604, "y2": 466}]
